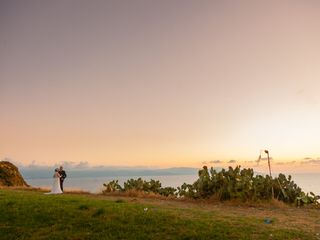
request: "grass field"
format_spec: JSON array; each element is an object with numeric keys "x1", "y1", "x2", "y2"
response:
[{"x1": 0, "y1": 188, "x2": 319, "y2": 240}]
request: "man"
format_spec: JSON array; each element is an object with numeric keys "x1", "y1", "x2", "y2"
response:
[{"x1": 58, "y1": 166, "x2": 67, "y2": 192}]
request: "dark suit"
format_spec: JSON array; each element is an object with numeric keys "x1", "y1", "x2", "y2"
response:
[{"x1": 59, "y1": 170, "x2": 67, "y2": 192}]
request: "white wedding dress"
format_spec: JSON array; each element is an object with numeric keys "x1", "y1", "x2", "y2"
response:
[{"x1": 45, "y1": 172, "x2": 63, "y2": 194}]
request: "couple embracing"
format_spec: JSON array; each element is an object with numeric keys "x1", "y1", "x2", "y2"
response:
[{"x1": 45, "y1": 166, "x2": 67, "y2": 194}]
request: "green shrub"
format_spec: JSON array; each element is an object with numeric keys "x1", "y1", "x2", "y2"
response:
[
  {"x1": 102, "y1": 166, "x2": 319, "y2": 206},
  {"x1": 102, "y1": 178, "x2": 177, "y2": 197},
  {"x1": 102, "y1": 180, "x2": 123, "y2": 193},
  {"x1": 177, "y1": 166, "x2": 319, "y2": 206}
]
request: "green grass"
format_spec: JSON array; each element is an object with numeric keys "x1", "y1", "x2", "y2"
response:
[{"x1": 0, "y1": 189, "x2": 318, "y2": 240}]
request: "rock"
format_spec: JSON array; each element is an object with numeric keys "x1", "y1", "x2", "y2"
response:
[{"x1": 0, "y1": 161, "x2": 29, "y2": 187}]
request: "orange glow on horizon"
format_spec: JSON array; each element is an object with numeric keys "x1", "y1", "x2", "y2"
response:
[{"x1": 1, "y1": 1, "x2": 320, "y2": 173}]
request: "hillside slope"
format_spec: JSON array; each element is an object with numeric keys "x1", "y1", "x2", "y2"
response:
[{"x1": 0, "y1": 161, "x2": 29, "y2": 187}]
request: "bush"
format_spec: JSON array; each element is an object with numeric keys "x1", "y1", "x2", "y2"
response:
[
  {"x1": 102, "y1": 166, "x2": 319, "y2": 206},
  {"x1": 177, "y1": 166, "x2": 319, "y2": 206},
  {"x1": 102, "y1": 178, "x2": 177, "y2": 197},
  {"x1": 102, "y1": 180, "x2": 122, "y2": 194}
]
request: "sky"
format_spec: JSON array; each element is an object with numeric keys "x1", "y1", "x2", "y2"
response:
[{"x1": 1, "y1": 1, "x2": 320, "y2": 172}]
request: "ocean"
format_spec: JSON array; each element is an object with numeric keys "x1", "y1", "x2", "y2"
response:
[
  {"x1": 26, "y1": 175, "x2": 199, "y2": 193},
  {"x1": 25, "y1": 173, "x2": 320, "y2": 196}
]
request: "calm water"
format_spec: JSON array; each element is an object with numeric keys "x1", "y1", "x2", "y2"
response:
[
  {"x1": 288, "y1": 173, "x2": 320, "y2": 195},
  {"x1": 26, "y1": 175, "x2": 199, "y2": 193},
  {"x1": 26, "y1": 173, "x2": 320, "y2": 195}
]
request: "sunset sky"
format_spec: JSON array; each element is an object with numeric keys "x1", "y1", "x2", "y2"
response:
[{"x1": 1, "y1": 1, "x2": 320, "y2": 171}]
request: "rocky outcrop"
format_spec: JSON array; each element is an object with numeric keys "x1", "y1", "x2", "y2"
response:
[{"x1": 0, "y1": 161, "x2": 29, "y2": 187}]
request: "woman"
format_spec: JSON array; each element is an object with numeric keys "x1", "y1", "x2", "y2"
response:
[{"x1": 45, "y1": 168, "x2": 63, "y2": 194}]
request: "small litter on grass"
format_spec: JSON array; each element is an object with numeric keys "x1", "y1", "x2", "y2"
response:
[
  {"x1": 144, "y1": 208, "x2": 148, "y2": 212},
  {"x1": 264, "y1": 218, "x2": 272, "y2": 224}
]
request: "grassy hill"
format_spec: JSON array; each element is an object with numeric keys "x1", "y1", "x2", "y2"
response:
[
  {"x1": 0, "y1": 161, "x2": 29, "y2": 187},
  {"x1": 0, "y1": 188, "x2": 319, "y2": 240}
]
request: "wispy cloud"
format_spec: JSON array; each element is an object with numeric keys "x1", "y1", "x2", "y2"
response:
[
  {"x1": 56, "y1": 161, "x2": 90, "y2": 169},
  {"x1": 301, "y1": 158, "x2": 320, "y2": 165},
  {"x1": 209, "y1": 160, "x2": 222, "y2": 164},
  {"x1": 201, "y1": 160, "x2": 222, "y2": 165},
  {"x1": 258, "y1": 157, "x2": 273, "y2": 161},
  {"x1": 275, "y1": 161, "x2": 296, "y2": 165},
  {"x1": 1, "y1": 158, "x2": 91, "y2": 169},
  {"x1": 1, "y1": 158, "x2": 164, "y2": 170}
]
